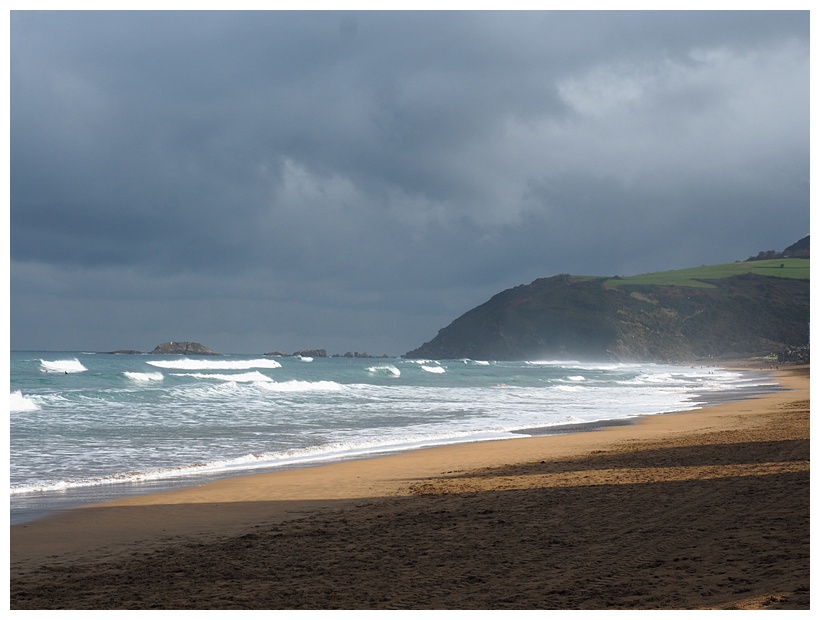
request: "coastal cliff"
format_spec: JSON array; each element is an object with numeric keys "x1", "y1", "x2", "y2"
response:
[{"x1": 406, "y1": 241, "x2": 810, "y2": 362}]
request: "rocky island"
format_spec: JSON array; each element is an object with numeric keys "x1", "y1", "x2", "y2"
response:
[{"x1": 150, "y1": 342, "x2": 220, "y2": 355}]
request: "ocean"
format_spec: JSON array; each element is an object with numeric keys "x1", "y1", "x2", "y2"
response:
[{"x1": 9, "y1": 352, "x2": 779, "y2": 524}]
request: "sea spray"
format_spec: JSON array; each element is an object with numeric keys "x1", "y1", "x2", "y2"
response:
[
  {"x1": 10, "y1": 391, "x2": 39, "y2": 412},
  {"x1": 39, "y1": 358, "x2": 87, "y2": 373}
]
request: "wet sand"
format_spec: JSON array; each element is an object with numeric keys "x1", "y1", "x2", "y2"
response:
[{"x1": 10, "y1": 366, "x2": 809, "y2": 609}]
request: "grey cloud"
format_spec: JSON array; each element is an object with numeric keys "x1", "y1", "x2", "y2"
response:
[{"x1": 10, "y1": 11, "x2": 809, "y2": 354}]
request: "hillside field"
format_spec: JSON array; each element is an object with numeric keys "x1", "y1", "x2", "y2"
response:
[{"x1": 603, "y1": 258, "x2": 809, "y2": 289}]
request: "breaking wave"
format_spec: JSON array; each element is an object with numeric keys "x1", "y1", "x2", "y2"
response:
[
  {"x1": 39, "y1": 359, "x2": 87, "y2": 373},
  {"x1": 171, "y1": 371, "x2": 275, "y2": 383},
  {"x1": 258, "y1": 380, "x2": 344, "y2": 393},
  {"x1": 367, "y1": 365, "x2": 401, "y2": 377},
  {"x1": 147, "y1": 358, "x2": 282, "y2": 370},
  {"x1": 124, "y1": 371, "x2": 164, "y2": 382},
  {"x1": 10, "y1": 391, "x2": 39, "y2": 412}
]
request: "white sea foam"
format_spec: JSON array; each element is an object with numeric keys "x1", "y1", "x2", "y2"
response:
[
  {"x1": 124, "y1": 371, "x2": 164, "y2": 382},
  {"x1": 9, "y1": 429, "x2": 519, "y2": 495},
  {"x1": 10, "y1": 353, "x2": 777, "y2": 523},
  {"x1": 526, "y1": 360, "x2": 582, "y2": 366},
  {"x1": 39, "y1": 358, "x2": 87, "y2": 373},
  {"x1": 171, "y1": 371, "x2": 275, "y2": 382},
  {"x1": 367, "y1": 365, "x2": 401, "y2": 377},
  {"x1": 421, "y1": 365, "x2": 446, "y2": 374},
  {"x1": 147, "y1": 358, "x2": 282, "y2": 370},
  {"x1": 258, "y1": 380, "x2": 344, "y2": 393},
  {"x1": 619, "y1": 372, "x2": 695, "y2": 387},
  {"x1": 568, "y1": 362, "x2": 643, "y2": 371},
  {"x1": 10, "y1": 391, "x2": 39, "y2": 412},
  {"x1": 553, "y1": 385, "x2": 586, "y2": 392}
]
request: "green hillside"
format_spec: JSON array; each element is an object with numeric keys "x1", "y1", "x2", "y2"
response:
[
  {"x1": 604, "y1": 258, "x2": 808, "y2": 289},
  {"x1": 406, "y1": 248, "x2": 809, "y2": 363}
]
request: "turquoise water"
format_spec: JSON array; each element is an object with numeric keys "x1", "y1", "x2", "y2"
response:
[{"x1": 9, "y1": 352, "x2": 777, "y2": 523}]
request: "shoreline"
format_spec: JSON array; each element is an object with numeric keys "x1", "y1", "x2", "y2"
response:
[
  {"x1": 10, "y1": 364, "x2": 809, "y2": 609},
  {"x1": 9, "y1": 363, "x2": 783, "y2": 526}
]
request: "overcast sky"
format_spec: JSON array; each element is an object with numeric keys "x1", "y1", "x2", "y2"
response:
[{"x1": 9, "y1": 10, "x2": 810, "y2": 355}]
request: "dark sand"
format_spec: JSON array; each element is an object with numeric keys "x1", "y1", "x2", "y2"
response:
[{"x1": 9, "y1": 366, "x2": 809, "y2": 609}]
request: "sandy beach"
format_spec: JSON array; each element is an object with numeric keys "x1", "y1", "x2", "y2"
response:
[{"x1": 10, "y1": 365, "x2": 809, "y2": 610}]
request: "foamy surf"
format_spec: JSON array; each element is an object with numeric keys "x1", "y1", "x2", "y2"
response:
[
  {"x1": 367, "y1": 365, "x2": 401, "y2": 377},
  {"x1": 9, "y1": 428, "x2": 519, "y2": 496},
  {"x1": 39, "y1": 359, "x2": 87, "y2": 373},
  {"x1": 258, "y1": 380, "x2": 344, "y2": 393},
  {"x1": 10, "y1": 352, "x2": 781, "y2": 525},
  {"x1": 10, "y1": 391, "x2": 39, "y2": 412},
  {"x1": 124, "y1": 371, "x2": 164, "y2": 382},
  {"x1": 171, "y1": 371, "x2": 275, "y2": 383},
  {"x1": 147, "y1": 358, "x2": 282, "y2": 370}
]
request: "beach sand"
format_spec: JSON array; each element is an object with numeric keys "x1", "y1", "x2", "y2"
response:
[{"x1": 10, "y1": 366, "x2": 809, "y2": 610}]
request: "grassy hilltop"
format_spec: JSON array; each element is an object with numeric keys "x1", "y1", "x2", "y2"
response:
[
  {"x1": 406, "y1": 247, "x2": 809, "y2": 363},
  {"x1": 604, "y1": 258, "x2": 808, "y2": 288}
]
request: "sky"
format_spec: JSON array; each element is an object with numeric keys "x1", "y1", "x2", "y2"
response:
[{"x1": 9, "y1": 9, "x2": 811, "y2": 356}]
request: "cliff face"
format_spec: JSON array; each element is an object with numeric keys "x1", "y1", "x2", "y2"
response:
[
  {"x1": 405, "y1": 262, "x2": 809, "y2": 363},
  {"x1": 150, "y1": 342, "x2": 219, "y2": 355}
]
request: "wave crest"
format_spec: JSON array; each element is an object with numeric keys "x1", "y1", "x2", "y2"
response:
[
  {"x1": 147, "y1": 358, "x2": 282, "y2": 370},
  {"x1": 10, "y1": 390, "x2": 39, "y2": 412},
  {"x1": 171, "y1": 371, "x2": 274, "y2": 383},
  {"x1": 40, "y1": 358, "x2": 87, "y2": 373},
  {"x1": 367, "y1": 365, "x2": 401, "y2": 377},
  {"x1": 124, "y1": 371, "x2": 164, "y2": 382},
  {"x1": 258, "y1": 380, "x2": 343, "y2": 393}
]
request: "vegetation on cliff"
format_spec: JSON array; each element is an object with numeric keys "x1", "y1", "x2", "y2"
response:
[{"x1": 405, "y1": 247, "x2": 809, "y2": 363}]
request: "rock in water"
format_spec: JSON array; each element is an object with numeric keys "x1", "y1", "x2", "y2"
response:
[{"x1": 150, "y1": 341, "x2": 219, "y2": 355}]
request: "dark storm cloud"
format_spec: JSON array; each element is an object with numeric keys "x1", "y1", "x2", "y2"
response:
[{"x1": 10, "y1": 11, "x2": 809, "y2": 354}]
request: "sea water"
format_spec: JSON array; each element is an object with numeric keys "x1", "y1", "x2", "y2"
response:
[{"x1": 9, "y1": 352, "x2": 779, "y2": 524}]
